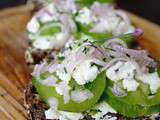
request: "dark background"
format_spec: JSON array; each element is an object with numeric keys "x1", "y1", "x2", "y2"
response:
[{"x1": 0, "y1": 0, "x2": 159, "y2": 25}]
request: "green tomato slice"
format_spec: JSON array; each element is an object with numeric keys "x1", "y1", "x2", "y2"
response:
[
  {"x1": 38, "y1": 22, "x2": 61, "y2": 36},
  {"x1": 113, "y1": 82, "x2": 150, "y2": 106},
  {"x1": 76, "y1": 22, "x2": 112, "y2": 40},
  {"x1": 75, "y1": 22, "x2": 135, "y2": 46},
  {"x1": 76, "y1": 0, "x2": 113, "y2": 7},
  {"x1": 105, "y1": 73, "x2": 160, "y2": 107},
  {"x1": 104, "y1": 88, "x2": 160, "y2": 118},
  {"x1": 32, "y1": 72, "x2": 106, "y2": 112}
]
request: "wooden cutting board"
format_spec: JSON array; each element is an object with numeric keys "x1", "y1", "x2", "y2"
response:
[{"x1": 0, "y1": 4, "x2": 159, "y2": 120}]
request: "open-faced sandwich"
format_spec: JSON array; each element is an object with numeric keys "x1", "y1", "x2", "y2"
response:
[
  {"x1": 25, "y1": 0, "x2": 134, "y2": 66},
  {"x1": 24, "y1": 0, "x2": 160, "y2": 120}
]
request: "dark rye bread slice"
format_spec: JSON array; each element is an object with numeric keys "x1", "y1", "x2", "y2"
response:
[
  {"x1": 25, "y1": 41, "x2": 59, "y2": 67},
  {"x1": 24, "y1": 83, "x2": 160, "y2": 120},
  {"x1": 25, "y1": 48, "x2": 57, "y2": 66},
  {"x1": 24, "y1": 83, "x2": 47, "y2": 120}
]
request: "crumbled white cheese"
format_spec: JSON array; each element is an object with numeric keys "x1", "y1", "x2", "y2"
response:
[
  {"x1": 136, "y1": 72, "x2": 160, "y2": 94},
  {"x1": 106, "y1": 61, "x2": 124, "y2": 82},
  {"x1": 39, "y1": 4, "x2": 59, "y2": 23},
  {"x1": 47, "y1": 97, "x2": 58, "y2": 110},
  {"x1": 32, "y1": 61, "x2": 48, "y2": 79},
  {"x1": 56, "y1": 32, "x2": 64, "y2": 40},
  {"x1": 40, "y1": 75, "x2": 57, "y2": 86},
  {"x1": 150, "y1": 113, "x2": 160, "y2": 120},
  {"x1": 55, "y1": 81, "x2": 71, "y2": 103},
  {"x1": 106, "y1": 61, "x2": 140, "y2": 91},
  {"x1": 92, "y1": 101, "x2": 117, "y2": 120},
  {"x1": 33, "y1": 32, "x2": 69, "y2": 50},
  {"x1": 72, "y1": 60, "x2": 99, "y2": 85},
  {"x1": 90, "y1": 19, "x2": 109, "y2": 33},
  {"x1": 107, "y1": 60, "x2": 160, "y2": 93},
  {"x1": 90, "y1": 6, "x2": 135, "y2": 35},
  {"x1": 65, "y1": 39, "x2": 74, "y2": 49},
  {"x1": 111, "y1": 19, "x2": 126, "y2": 35},
  {"x1": 71, "y1": 89, "x2": 93, "y2": 103},
  {"x1": 40, "y1": 13, "x2": 56, "y2": 23},
  {"x1": 106, "y1": 61, "x2": 137, "y2": 82},
  {"x1": 90, "y1": 13, "x2": 124, "y2": 34},
  {"x1": 32, "y1": 37, "x2": 51, "y2": 50},
  {"x1": 50, "y1": 32, "x2": 69, "y2": 49},
  {"x1": 103, "y1": 17, "x2": 121, "y2": 33},
  {"x1": 45, "y1": 108, "x2": 83, "y2": 120},
  {"x1": 45, "y1": 108, "x2": 59, "y2": 119},
  {"x1": 119, "y1": 61, "x2": 137, "y2": 79},
  {"x1": 56, "y1": 70, "x2": 71, "y2": 82},
  {"x1": 45, "y1": 101, "x2": 117, "y2": 120},
  {"x1": 27, "y1": 17, "x2": 40, "y2": 33},
  {"x1": 122, "y1": 79, "x2": 139, "y2": 92},
  {"x1": 109, "y1": 16, "x2": 122, "y2": 31},
  {"x1": 75, "y1": 7, "x2": 95, "y2": 25},
  {"x1": 55, "y1": 81, "x2": 70, "y2": 95},
  {"x1": 114, "y1": 22, "x2": 135, "y2": 35},
  {"x1": 55, "y1": 0, "x2": 77, "y2": 14},
  {"x1": 59, "y1": 111, "x2": 83, "y2": 120},
  {"x1": 55, "y1": 85, "x2": 62, "y2": 95}
]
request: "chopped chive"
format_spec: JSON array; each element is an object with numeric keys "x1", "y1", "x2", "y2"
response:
[{"x1": 64, "y1": 67, "x2": 67, "y2": 74}]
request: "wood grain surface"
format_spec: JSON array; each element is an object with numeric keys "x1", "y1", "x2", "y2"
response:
[
  {"x1": 0, "y1": 4, "x2": 159, "y2": 120},
  {"x1": 0, "y1": 4, "x2": 33, "y2": 120}
]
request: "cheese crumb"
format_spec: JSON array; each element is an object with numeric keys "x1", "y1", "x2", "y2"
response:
[
  {"x1": 72, "y1": 60, "x2": 99, "y2": 85},
  {"x1": 106, "y1": 61, "x2": 137, "y2": 82},
  {"x1": 137, "y1": 72, "x2": 160, "y2": 94},
  {"x1": 45, "y1": 108, "x2": 59, "y2": 119},
  {"x1": 27, "y1": 17, "x2": 40, "y2": 33},
  {"x1": 40, "y1": 75, "x2": 57, "y2": 86},
  {"x1": 106, "y1": 61, "x2": 139, "y2": 91},
  {"x1": 59, "y1": 111, "x2": 83, "y2": 120},
  {"x1": 33, "y1": 37, "x2": 51, "y2": 50},
  {"x1": 71, "y1": 89, "x2": 93, "y2": 103},
  {"x1": 55, "y1": 81, "x2": 71, "y2": 104},
  {"x1": 92, "y1": 101, "x2": 117, "y2": 120},
  {"x1": 122, "y1": 79, "x2": 139, "y2": 92},
  {"x1": 39, "y1": 4, "x2": 59, "y2": 23},
  {"x1": 106, "y1": 61, "x2": 124, "y2": 82},
  {"x1": 50, "y1": 33, "x2": 70, "y2": 49},
  {"x1": 45, "y1": 108, "x2": 83, "y2": 120},
  {"x1": 75, "y1": 7, "x2": 95, "y2": 25},
  {"x1": 47, "y1": 97, "x2": 58, "y2": 110},
  {"x1": 56, "y1": 70, "x2": 71, "y2": 82}
]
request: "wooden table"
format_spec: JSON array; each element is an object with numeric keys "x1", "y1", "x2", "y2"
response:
[
  {"x1": 0, "y1": 4, "x2": 159, "y2": 120},
  {"x1": 0, "y1": 5, "x2": 33, "y2": 120}
]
